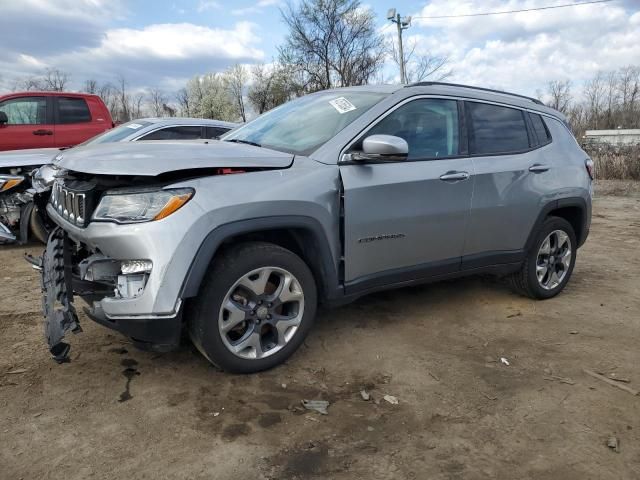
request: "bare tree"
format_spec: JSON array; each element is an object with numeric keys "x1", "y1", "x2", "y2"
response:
[
  {"x1": 148, "y1": 88, "x2": 166, "y2": 117},
  {"x1": 83, "y1": 79, "x2": 98, "y2": 94},
  {"x1": 279, "y1": 0, "x2": 385, "y2": 91},
  {"x1": 115, "y1": 75, "x2": 131, "y2": 122},
  {"x1": 387, "y1": 38, "x2": 451, "y2": 83},
  {"x1": 546, "y1": 80, "x2": 572, "y2": 114},
  {"x1": 176, "y1": 87, "x2": 191, "y2": 116},
  {"x1": 584, "y1": 72, "x2": 605, "y2": 129},
  {"x1": 224, "y1": 64, "x2": 248, "y2": 122},
  {"x1": 131, "y1": 92, "x2": 145, "y2": 119},
  {"x1": 41, "y1": 68, "x2": 69, "y2": 91}
]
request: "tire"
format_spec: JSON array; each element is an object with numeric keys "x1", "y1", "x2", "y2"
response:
[
  {"x1": 509, "y1": 216, "x2": 577, "y2": 300},
  {"x1": 30, "y1": 205, "x2": 50, "y2": 244},
  {"x1": 187, "y1": 241, "x2": 317, "y2": 373}
]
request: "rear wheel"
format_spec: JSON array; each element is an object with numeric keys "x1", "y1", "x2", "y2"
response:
[
  {"x1": 509, "y1": 216, "x2": 576, "y2": 299},
  {"x1": 188, "y1": 242, "x2": 317, "y2": 373}
]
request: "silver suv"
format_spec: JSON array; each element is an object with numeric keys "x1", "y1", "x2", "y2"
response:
[{"x1": 39, "y1": 83, "x2": 593, "y2": 372}]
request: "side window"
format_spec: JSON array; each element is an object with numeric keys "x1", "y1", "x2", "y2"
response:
[
  {"x1": 467, "y1": 102, "x2": 530, "y2": 155},
  {"x1": 58, "y1": 97, "x2": 91, "y2": 124},
  {"x1": 139, "y1": 126, "x2": 203, "y2": 140},
  {"x1": 0, "y1": 97, "x2": 47, "y2": 125},
  {"x1": 365, "y1": 99, "x2": 459, "y2": 160},
  {"x1": 530, "y1": 113, "x2": 552, "y2": 145},
  {"x1": 205, "y1": 126, "x2": 229, "y2": 139}
]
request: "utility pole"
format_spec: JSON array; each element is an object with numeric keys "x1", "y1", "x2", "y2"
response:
[{"x1": 387, "y1": 9, "x2": 412, "y2": 84}]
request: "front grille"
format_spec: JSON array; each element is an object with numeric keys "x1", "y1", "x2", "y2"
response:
[{"x1": 51, "y1": 182, "x2": 88, "y2": 227}]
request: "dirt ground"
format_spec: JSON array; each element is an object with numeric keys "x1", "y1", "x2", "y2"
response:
[{"x1": 1, "y1": 182, "x2": 639, "y2": 480}]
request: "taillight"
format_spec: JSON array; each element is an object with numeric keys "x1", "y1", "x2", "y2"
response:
[{"x1": 585, "y1": 158, "x2": 594, "y2": 180}]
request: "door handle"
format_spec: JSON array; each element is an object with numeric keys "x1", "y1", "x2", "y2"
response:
[
  {"x1": 529, "y1": 164, "x2": 550, "y2": 173},
  {"x1": 32, "y1": 129, "x2": 53, "y2": 136},
  {"x1": 439, "y1": 171, "x2": 470, "y2": 182}
]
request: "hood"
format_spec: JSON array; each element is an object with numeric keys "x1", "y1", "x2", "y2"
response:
[
  {"x1": 54, "y1": 140, "x2": 294, "y2": 176},
  {"x1": 0, "y1": 148, "x2": 60, "y2": 169}
]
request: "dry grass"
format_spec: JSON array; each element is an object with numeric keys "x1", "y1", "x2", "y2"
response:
[{"x1": 584, "y1": 144, "x2": 640, "y2": 180}]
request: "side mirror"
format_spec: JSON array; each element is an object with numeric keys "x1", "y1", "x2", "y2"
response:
[
  {"x1": 351, "y1": 134, "x2": 408, "y2": 163},
  {"x1": 0, "y1": 111, "x2": 8, "y2": 125}
]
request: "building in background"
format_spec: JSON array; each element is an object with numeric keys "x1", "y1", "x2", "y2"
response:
[{"x1": 583, "y1": 129, "x2": 640, "y2": 146}]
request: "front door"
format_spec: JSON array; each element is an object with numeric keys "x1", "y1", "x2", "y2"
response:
[
  {"x1": 340, "y1": 98, "x2": 474, "y2": 292},
  {"x1": 0, "y1": 96, "x2": 54, "y2": 151}
]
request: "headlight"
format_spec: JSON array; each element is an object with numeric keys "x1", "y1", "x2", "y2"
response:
[
  {"x1": 32, "y1": 164, "x2": 59, "y2": 192},
  {"x1": 0, "y1": 175, "x2": 25, "y2": 193},
  {"x1": 93, "y1": 188, "x2": 194, "y2": 224}
]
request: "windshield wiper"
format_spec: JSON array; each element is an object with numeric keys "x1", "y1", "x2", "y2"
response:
[{"x1": 226, "y1": 138, "x2": 262, "y2": 148}]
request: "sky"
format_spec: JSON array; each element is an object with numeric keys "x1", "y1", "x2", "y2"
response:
[{"x1": 0, "y1": 0, "x2": 638, "y2": 99}]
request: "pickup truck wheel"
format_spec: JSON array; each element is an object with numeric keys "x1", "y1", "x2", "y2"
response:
[
  {"x1": 188, "y1": 241, "x2": 317, "y2": 373},
  {"x1": 509, "y1": 216, "x2": 576, "y2": 299}
]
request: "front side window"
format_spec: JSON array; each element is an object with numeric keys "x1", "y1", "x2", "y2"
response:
[
  {"x1": 364, "y1": 99, "x2": 459, "y2": 160},
  {"x1": 0, "y1": 97, "x2": 47, "y2": 125},
  {"x1": 58, "y1": 97, "x2": 91, "y2": 124},
  {"x1": 138, "y1": 126, "x2": 203, "y2": 140},
  {"x1": 223, "y1": 91, "x2": 389, "y2": 155},
  {"x1": 467, "y1": 102, "x2": 530, "y2": 155}
]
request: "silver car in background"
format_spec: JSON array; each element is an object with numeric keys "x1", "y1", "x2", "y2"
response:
[{"x1": 0, "y1": 117, "x2": 237, "y2": 244}]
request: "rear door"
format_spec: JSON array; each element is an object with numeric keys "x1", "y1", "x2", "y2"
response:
[
  {"x1": 462, "y1": 101, "x2": 554, "y2": 266},
  {"x1": 0, "y1": 96, "x2": 54, "y2": 151},
  {"x1": 53, "y1": 96, "x2": 99, "y2": 148},
  {"x1": 340, "y1": 97, "x2": 474, "y2": 291}
]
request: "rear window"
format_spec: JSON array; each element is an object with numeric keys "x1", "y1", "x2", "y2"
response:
[
  {"x1": 138, "y1": 126, "x2": 203, "y2": 140},
  {"x1": 81, "y1": 120, "x2": 153, "y2": 145},
  {"x1": 467, "y1": 102, "x2": 530, "y2": 155},
  {"x1": 205, "y1": 126, "x2": 230, "y2": 139},
  {"x1": 58, "y1": 97, "x2": 91, "y2": 124},
  {"x1": 530, "y1": 113, "x2": 552, "y2": 145}
]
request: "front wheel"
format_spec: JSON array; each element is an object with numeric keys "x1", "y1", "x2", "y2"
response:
[
  {"x1": 188, "y1": 242, "x2": 317, "y2": 373},
  {"x1": 509, "y1": 216, "x2": 577, "y2": 299}
]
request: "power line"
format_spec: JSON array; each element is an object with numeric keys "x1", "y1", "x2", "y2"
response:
[{"x1": 412, "y1": 0, "x2": 615, "y2": 20}]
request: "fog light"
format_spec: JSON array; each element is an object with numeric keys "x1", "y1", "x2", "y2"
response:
[
  {"x1": 116, "y1": 274, "x2": 147, "y2": 299},
  {"x1": 121, "y1": 260, "x2": 152, "y2": 275}
]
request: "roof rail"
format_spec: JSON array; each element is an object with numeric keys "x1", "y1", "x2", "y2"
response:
[{"x1": 407, "y1": 81, "x2": 545, "y2": 106}]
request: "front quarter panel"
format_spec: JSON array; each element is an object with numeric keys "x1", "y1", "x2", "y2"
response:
[{"x1": 51, "y1": 157, "x2": 340, "y2": 317}]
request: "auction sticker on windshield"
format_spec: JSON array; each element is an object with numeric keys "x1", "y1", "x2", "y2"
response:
[
  {"x1": 126, "y1": 123, "x2": 144, "y2": 129},
  {"x1": 329, "y1": 97, "x2": 357, "y2": 114}
]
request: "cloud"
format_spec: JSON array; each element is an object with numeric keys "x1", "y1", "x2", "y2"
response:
[
  {"x1": 197, "y1": 0, "x2": 220, "y2": 12},
  {"x1": 0, "y1": 0, "x2": 265, "y2": 92},
  {"x1": 399, "y1": 0, "x2": 640, "y2": 98},
  {"x1": 231, "y1": 0, "x2": 282, "y2": 16}
]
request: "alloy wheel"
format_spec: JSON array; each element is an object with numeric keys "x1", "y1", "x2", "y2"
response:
[
  {"x1": 218, "y1": 267, "x2": 305, "y2": 359},
  {"x1": 536, "y1": 229, "x2": 572, "y2": 290}
]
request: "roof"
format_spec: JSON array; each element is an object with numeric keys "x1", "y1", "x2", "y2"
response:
[
  {"x1": 137, "y1": 117, "x2": 239, "y2": 128},
  {"x1": 0, "y1": 91, "x2": 100, "y2": 99},
  {"x1": 311, "y1": 82, "x2": 564, "y2": 121}
]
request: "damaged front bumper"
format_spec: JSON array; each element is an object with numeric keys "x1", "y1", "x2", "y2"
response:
[{"x1": 40, "y1": 228, "x2": 183, "y2": 362}]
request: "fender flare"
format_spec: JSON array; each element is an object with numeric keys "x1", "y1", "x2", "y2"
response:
[
  {"x1": 524, "y1": 197, "x2": 589, "y2": 252},
  {"x1": 179, "y1": 215, "x2": 342, "y2": 302}
]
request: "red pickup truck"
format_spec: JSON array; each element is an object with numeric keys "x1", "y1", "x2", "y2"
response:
[{"x1": 0, "y1": 92, "x2": 114, "y2": 151}]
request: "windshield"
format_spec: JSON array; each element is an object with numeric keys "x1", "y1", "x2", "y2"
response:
[
  {"x1": 80, "y1": 120, "x2": 153, "y2": 146},
  {"x1": 223, "y1": 91, "x2": 389, "y2": 155}
]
